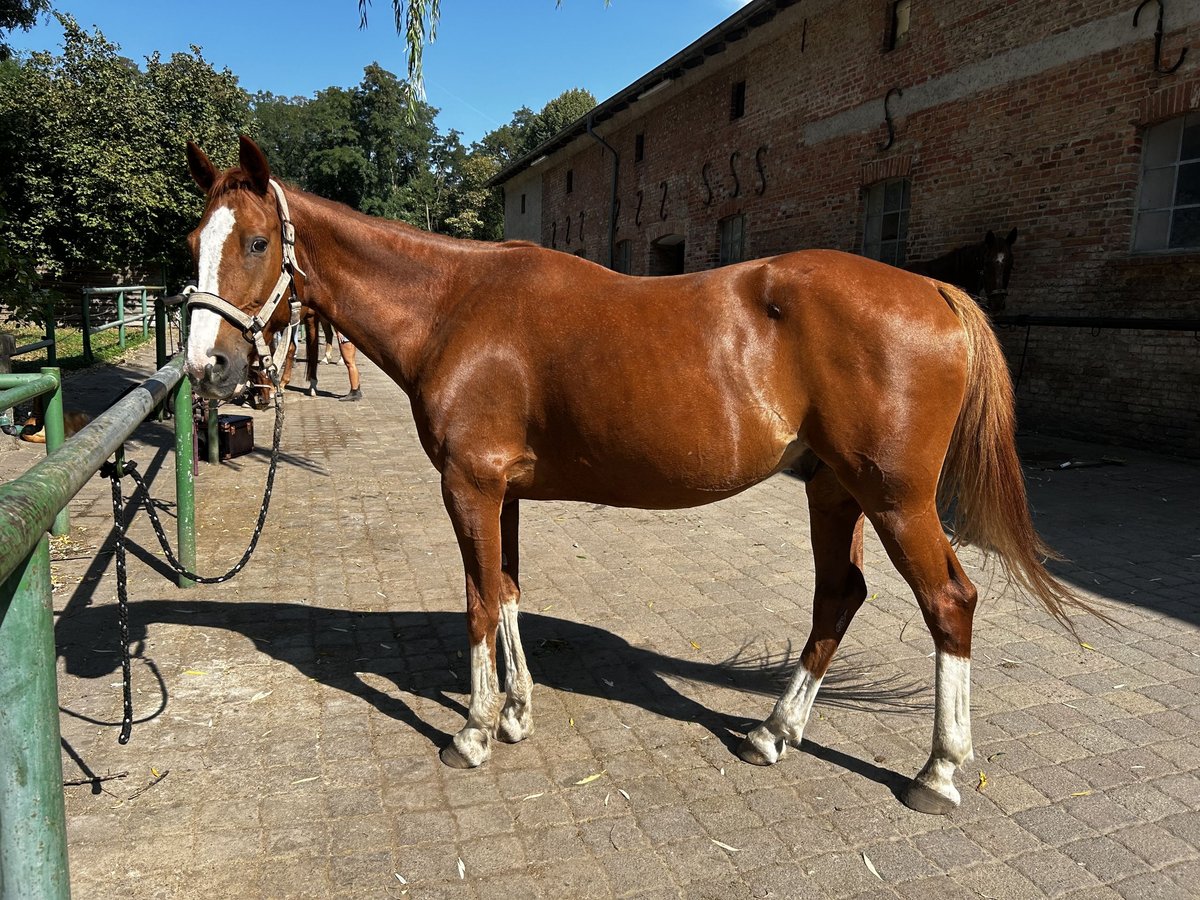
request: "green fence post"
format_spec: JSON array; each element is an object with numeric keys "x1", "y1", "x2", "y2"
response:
[
  {"x1": 174, "y1": 375, "x2": 195, "y2": 589},
  {"x1": 141, "y1": 289, "x2": 150, "y2": 340},
  {"x1": 43, "y1": 299, "x2": 56, "y2": 367},
  {"x1": 206, "y1": 401, "x2": 219, "y2": 465},
  {"x1": 154, "y1": 297, "x2": 167, "y2": 371},
  {"x1": 40, "y1": 367, "x2": 68, "y2": 537},
  {"x1": 0, "y1": 534, "x2": 71, "y2": 900},
  {"x1": 117, "y1": 291, "x2": 126, "y2": 351},
  {"x1": 80, "y1": 294, "x2": 93, "y2": 366}
]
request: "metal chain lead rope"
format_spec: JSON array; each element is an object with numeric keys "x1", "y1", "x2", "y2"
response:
[{"x1": 102, "y1": 377, "x2": 285, "y2": 743}]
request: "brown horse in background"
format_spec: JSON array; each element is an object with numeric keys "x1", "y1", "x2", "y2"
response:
[
  {"x1": 907, "y1": 228, "x2": 1017, "y2": 312},
  {"x1": 182, "y1": 137, "x2": 1096, "y2": 815}
]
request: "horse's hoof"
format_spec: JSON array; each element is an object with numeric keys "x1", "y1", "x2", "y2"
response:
[
  {"x1": 736, "y1": 737, "x2": 778, "y2": 767},
  {"x1": 496, "y1": 711, "x2": 533, "y2": 744},
  {"x1": 307, "y1": 387, "x2": 317, "y2": 397},
  {"x1": 440, "y1": 742, "x2": 481, "y2": 769},
  {"x1": 902, "y1": 779, "x2": 959, "y2": 815}
]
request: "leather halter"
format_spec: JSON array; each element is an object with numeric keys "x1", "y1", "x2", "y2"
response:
[{"x1": 186, "y1": 179, "x2": 305, "y2": 385}]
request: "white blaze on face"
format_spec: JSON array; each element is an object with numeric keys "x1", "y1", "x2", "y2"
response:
[{"x1": 187, "y1": 204, "x2": 236, "y2": 376}]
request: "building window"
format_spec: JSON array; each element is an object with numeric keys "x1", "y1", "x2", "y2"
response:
[
  {"x1": 615, "y1": 239, "x2": 632, "y2": 273},
  {"x1": 730, "y1": 81, "x2": 746, "y2": 121},
  {"x1": 520, "y1": 193, "x2": 526, "y2": 214},
  {"x1": 862, "y1": 177, "x2": 910, "y2": 266},
  {"x1": 888, "y1": 0, "x2": 911, "y2": 50},
  {"x1": 566, "y1": 170, "x2": 574, "y2": 194},
  {"x1": 1135, "y1": 113, "x2": 1200, "y2": 251},
  {"x1": 719, "y1": 215, "x2": 746, "y2": 265},
  {"x1": 635, "y1": 133, "x2": 645, "y2": 163}
]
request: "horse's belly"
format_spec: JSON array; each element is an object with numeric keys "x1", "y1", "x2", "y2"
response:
[{"x1": 513, "y1": 425, "x2": 809, "y2": 509}]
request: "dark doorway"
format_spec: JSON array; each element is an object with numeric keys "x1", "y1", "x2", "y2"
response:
[{"x1": 650, "y1": 235, "x2": 685, "y2": 275}]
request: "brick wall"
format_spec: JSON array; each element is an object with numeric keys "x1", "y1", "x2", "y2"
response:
[{"x1": 521, "y1": 0, "x2": 1200, "y2": 456}]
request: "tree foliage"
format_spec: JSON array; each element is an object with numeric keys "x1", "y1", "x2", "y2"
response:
[
  {"x1": 0, "y1": 0, "x2": 50, "y2": 60},
  {"x1": 0, "y1": 13, "x2": 598, "y2": 317},
  {"x1": 0, "y1": 15, "x2": 251, "y2": 318}
]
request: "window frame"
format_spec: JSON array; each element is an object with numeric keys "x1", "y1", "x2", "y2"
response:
[
  {"x1": 719, "y1": 214, "x2": 746, "y2": 266},
  {"x1": 861, "y1": 177, "x2": 911, "y2": 266},
  {"x1": 634, "y1": 132, "x2": 645, "y2": 163},
  {"x1": 1133, "y1": 113, "x2": 1200, "y2": 253},
  {"x1": 887, "y1": 0, "x2": 911, "y2": 51},
  {"x1": 730, "y1": 80, "x2": 747, "y2": 121}
]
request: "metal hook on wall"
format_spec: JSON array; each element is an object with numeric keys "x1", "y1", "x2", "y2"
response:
[
  {"x1": 754, "y1": 146, "x2": 768, "y2": 196},
  {"x1": 701, "y1": 162, "x2": 715, "y2": 207},
  {"x1": 1134, "y1": 0, "x2": 1188, "y2": 76},
  {"x1": 729, "y1": 151, "x2": 742, "y2": 199},
  {"x1": 878, "y1": 86, "x2": 903, "y2": 153},
  {"x1": 635, "y1": 190, "x2": 644, "y2": 227},
  {"x1": 659, "y1": 181, "x2": 669, "y2": 221}
]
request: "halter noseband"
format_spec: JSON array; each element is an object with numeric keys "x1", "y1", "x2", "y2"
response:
[{"x1": 187, "y1": 179, "x2": 305, "y2": 386}]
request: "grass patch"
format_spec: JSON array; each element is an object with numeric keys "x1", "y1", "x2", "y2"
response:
[{"x1": 6, "y1": 323, "x2": 158, "y2": 373}]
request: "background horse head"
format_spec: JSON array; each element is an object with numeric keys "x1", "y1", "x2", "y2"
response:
[
  {"x1": 908, "y1": 228, "x2": 1017, "y2": 311},
  {"x1": 183, "y1": 136, "x2": 299, "y2": 399}
]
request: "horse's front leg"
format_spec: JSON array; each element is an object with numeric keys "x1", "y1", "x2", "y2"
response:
[
  {"x1": 440, "y1": 464, "x2": 506, "y2": 769},
  {"x1": 496, "y1": 500, "x2": 534, "y2": 743}
]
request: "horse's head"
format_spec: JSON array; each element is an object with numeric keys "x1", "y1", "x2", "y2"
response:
[
  {"x1": 981, "y1": 228, "x2": 1017, "y2": 310},
  {"x1": 184, "y1": 136, "x2": 300, "y2": 400}
]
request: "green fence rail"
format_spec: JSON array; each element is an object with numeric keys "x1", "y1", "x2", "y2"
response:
[
  {"x1": 0, "y1": 368, "x2": 68, "y2": 535},
  {"x1": 0, "y1": 354, "x2": 195, "y2": 900},
  {"x1": 79, "y1": 286, "x2": 166, "y2": 365}
]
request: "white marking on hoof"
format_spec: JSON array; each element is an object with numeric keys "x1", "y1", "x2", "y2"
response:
[
  {"x1": 738, "y1": 726, "x2": 786, "y2": 766},
  {"x1": 740, "y1": 664, "x2": 824, "y2": 765},
  {"x1": 441, "y1": 728, "x2": 491, "y2": 768},
  {"x1": 307, "y1": 379, "x2": 317, "y2": 397},
  {"x1": 496, "y1": 702, "x2": 533, "y2": 743},
  {"x1": 907, "y1": 651, "x2": 972, "y2": 812}
]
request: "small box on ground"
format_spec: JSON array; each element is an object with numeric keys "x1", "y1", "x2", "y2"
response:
[{"x1": 198, "y1": 414, "x2": 254, "y2": 461}]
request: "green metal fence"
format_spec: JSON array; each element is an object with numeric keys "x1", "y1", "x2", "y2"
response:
[
  {"x1": 79, "y1": 285, "x2": 166, "y2": 365},
  {"x1": 0, "y1": 354, "x2": 196, "y2": 900}
]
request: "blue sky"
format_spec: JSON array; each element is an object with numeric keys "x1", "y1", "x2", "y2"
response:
[{"x1": 8, "y1": 0, "x2": 751, "y2": 145}]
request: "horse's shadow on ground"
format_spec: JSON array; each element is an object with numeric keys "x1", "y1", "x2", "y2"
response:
[{"x1": 56, "y1": 599, "x2": 924, "y2": 795}]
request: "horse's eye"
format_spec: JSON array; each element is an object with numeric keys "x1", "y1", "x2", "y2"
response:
[{"x1": 250, "y1": 238, "x2": 269, "y2": 254}]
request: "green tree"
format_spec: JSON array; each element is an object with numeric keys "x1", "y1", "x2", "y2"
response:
[
  {"x1": 519, "y1": 87, "x2": 596, "y2": 156},
  {"x1": 0, "y1": 0, "x2": 50, "y2": 60},
  {"x1": 0, "y1": 15, "x2": 251, "y2": 316}
]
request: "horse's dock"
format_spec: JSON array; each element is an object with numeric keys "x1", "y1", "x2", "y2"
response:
[{"x1": 3, "y1": 342, "x2": 1198, "y2": 899}]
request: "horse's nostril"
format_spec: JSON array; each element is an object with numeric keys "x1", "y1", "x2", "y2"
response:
[{"x1": 207, "y1": 352, "x2": 230, "y2": 380}]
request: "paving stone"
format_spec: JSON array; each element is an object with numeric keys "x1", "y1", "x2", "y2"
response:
[{"x1": 15, "y1": 345, "x2": 1197, "y2": 899}]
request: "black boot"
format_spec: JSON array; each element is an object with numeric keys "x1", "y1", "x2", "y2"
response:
[{"x1": 339, "y1": 388, "x2": 363, "y2": 402}]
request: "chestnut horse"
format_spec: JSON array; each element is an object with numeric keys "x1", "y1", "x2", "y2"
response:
[{"x1": 183, "y1": 137, "x2": 1093, "y2": 815}]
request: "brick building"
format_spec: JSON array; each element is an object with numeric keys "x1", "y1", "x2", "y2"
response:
[{"x1": 491, "y1": 0, "x2": 1200, "y2": 456}]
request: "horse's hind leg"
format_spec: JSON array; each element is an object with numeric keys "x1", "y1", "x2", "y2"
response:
[
  {"x1": 439, "y1": 465, "x2": 507, "y2": 768},
  {"x1": 869, "y1": 501, "x2": 978, "y2": 814},
  {"x1": 739, "y1": 468, "x2": 867, "y2": 765},
  {"x1": 305, "y1": 316, "x2": 319, "y2": 396},
  {"x1": 322, "y1": 317, "x2": 337, "y2": 365},
  {"x1": 496, "y1": 500, "x2": 534, "y2": 743}
]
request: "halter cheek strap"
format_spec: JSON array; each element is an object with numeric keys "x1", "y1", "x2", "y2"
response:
[{"x1": 187, "y1": 179, "x2": 306, "y2": 385}]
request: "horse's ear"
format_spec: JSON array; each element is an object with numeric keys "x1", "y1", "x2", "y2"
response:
[
  {"x1": 186, "y1": 141, "x2": 217, "y2": 193},
  {"x1": 238, "y1": 135, "x2": 272, "y2": 195},
  {"x1": 1006, "y1": 227, "x2": 1018, "y2": 246},
  {"x1": 984, "y1": 230, "x2": 998, "y2": 248}
]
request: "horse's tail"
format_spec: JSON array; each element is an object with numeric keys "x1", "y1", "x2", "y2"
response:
[{"x1": 935, "y1": 284, "x2": 1110, "y2": 633}]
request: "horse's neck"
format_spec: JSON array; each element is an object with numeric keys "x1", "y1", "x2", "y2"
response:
[{"x1": 289, "y1": 191, "x2": 454, "y2": 392}]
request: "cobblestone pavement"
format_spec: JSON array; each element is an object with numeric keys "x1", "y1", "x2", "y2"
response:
[{"x1": 4, "y1": 344, "x2": 1198, "y2": 899}]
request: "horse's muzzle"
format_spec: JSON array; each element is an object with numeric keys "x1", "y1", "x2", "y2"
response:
[{"x1": 188, "y1": 354, "x2": 246, "y2": 401}]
